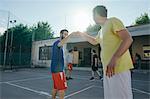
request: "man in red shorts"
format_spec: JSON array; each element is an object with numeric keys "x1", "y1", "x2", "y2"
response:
[{"x1": 51, "y1": 29, "x2": 72, "y2": 99}]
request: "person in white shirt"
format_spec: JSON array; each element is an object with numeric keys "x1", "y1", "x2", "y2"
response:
[{"x1": 66, "y1": 49, "x2": 73, "y2": 80}]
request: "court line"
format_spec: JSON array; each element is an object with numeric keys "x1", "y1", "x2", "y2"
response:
[
  {"x1": 1, "y1": 74, "x2": 149, "y2": 96},
  {"x1": 74, "y1": 75, "x2": 150, "y2": 87},
  {"x1": 132, "y1": 80, "x2": 150, "y2": 83},
  {"x1": 0, "y1": 75, "x2": 148, "y2": 85},
  {"x1": 5, "y1": 82, "x2": 59, "y2": 98},
  {"x1": 64, "y1": 85, "x2": 94, "y2": 99},
  {"x1": 0, "y1": 76, "x2": 50, "y2": 84},
  {"x1": 93, "y1": 85, "x2": 103, "y2": 89},
  {"x1": 132, "y1": 88, "x2": 150, "y2": 95},
  {"x1": 73, "y1": 76, "x2": 102, "y2": 82},
  {"x1": 94, "y1": 85, "x2": 150, "y2": 95}
]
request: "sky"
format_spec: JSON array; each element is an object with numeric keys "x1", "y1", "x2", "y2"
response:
[{"x1": 0, "y1": 0, "x2": 150, "y2": 37}]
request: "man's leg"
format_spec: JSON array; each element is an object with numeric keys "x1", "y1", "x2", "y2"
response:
[
  {"x1": 52, "y1": 73, "x2": 58, "y2": 99},
  {"x1": 59, "y1": 72, "x2": 67, "y2": 99},
  {"x1": 96, "y1": 70, "x2": 101, "y2": 77},
  {"x1": 69, "y1": 64, "x2": 73, "y2": 79},
  {"x1": 139, "y1": 61, "x2": 141, "y2": 69},
  {"x1": 96, "y1": 70, "x2": 103, "y2": 80},
  {"x1": 92, "y1": 70, "x2": 95, "y2": 77},
  {"x1": 52, "y1": 72, "x2": 67, "y2": 98},
  {"x1": 64, "y1": 67, "x2": 67, "y2": 75},
  {"x1": 90, "y1": 70, "x2": 95, "y2": 80},
  {"x1": 69, "y1": 70, "x2": 73, "y2": 79},
  {"x1": 52, "y1": 88, "x2": 57, "y2": 99},
  {"x1": 68, "y1": 70, "x2": 71, "y2": 78},
  {"x1": 67, "y1": 64, "x2": 73, "y2": 79},
  {"x1": 59, "y1": 90, "x2": 65, "y2": 99},
  {"x1": 66, "y1": 69, "x2": 70, "y2": 80}
]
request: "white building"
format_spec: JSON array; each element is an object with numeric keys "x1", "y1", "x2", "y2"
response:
[{"x1": 31, "y1": 24, "x2": 150, "y2": 69}]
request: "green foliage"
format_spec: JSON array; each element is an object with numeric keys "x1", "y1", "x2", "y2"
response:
[
  {"x1": 31, "y1": 22, "x2": 54, "y2": 41},
  {"x1": 0, "y1": 24, "x2": 31, "y2": 52},
  {"x1": 135, "y1": 13, "x2": 150, "y2": 25},
  {"x1": 0, "y1": 21, "x2": 54, "y2": 65},
  {"x1": 0, "y1": 24, "x2": 32, "y2": 65}
]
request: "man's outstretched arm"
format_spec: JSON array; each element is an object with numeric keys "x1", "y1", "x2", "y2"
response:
[
  {"x1": 58, "y1": 32, "x2": 99, "y2": 47},
  {"x1": 77, "y1": 32, "x2": 99, "y2": 45}
]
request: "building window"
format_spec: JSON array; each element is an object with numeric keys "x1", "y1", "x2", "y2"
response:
[
  {"x1": 143, "y1": 45, "x2": 150, "y2": 60},
  {"x1": 39, "y1": 46, "x2": 52, "y2": 60},
  {"x1": 79, "y1": 51, "x2": 82, "y2": 59}
]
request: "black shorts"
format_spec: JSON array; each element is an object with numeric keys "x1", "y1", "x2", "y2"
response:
[{"x1": 92, "y1": 66, "x2": 98, "y2": 71}]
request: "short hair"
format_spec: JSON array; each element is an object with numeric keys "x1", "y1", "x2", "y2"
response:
[
  {"x1": 93, "y1": 50, "x2": 96, "y2": 53},
  {"x1": 93, "y1": 5, "x2": 107, "y2": 17},
  {"x1": 69, "y1": 49, "x2": 73, "y2": 53},
  {"x1": 74, "y1": 47, "x2": 77, "y2": 51},
  {"x1": 60, "y1": 29, "x2": 68, "y2": 34}
]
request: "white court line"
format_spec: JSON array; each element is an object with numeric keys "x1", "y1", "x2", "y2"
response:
[
  {"x1": 5, "y1": 82, "x2": 59, "y2": 98},
  {"x1": 0, "y1": 82, "x2": 4, "y2": 84},
  {"x1": 64, "y1": 85, "x2": 94, "y2": 99},
  {"x1": 74, "y1": 76, "x2": 102, "y2": 82},
  {"x1": 75, "y1": 75, "x2": 150, "y2": 82},
  {"x1": 75, "y1": 75, "x2": 149, "y2": 87},
  {"x1": 93, "y1": 85, "x2": 103, "y2": 89},
  {"x1": 132, "y1": 80, "x2": 150, "y2": 83},
  {"x1": 76, "y1": 76, "x2": 149, "y2": 82},
  {"x1": 0, "y1": 75, "x2": 99, "y2": 85},
  {"x1": 74, "y1": 75, "x2": 91, "y2": 78},
  {"x1": 132, "y1": 88, "x2": 150, "y2": 95},
  {"x1": 0, "y1": 76, "x2": 50, "y2": 84},
  {"x1": 1, "y1": 74, "x2": 149, "y2": 97}
]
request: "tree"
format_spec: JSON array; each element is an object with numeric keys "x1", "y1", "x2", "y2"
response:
[
  {"x1": 31, "y1": 22, "x2": 54, "y2": 41},
  {"x1": 135, "y1": 13, "x2": 150, "y2": 25},
  {"x1": 0, "y1": 24, "x2": 32, "y2": 66},
  {"x1": 0, "y1": 22, "x2": 54, "y2": 66},
  {"x1": 86, "y1": 24, "x2": 101, "y2": 35}
]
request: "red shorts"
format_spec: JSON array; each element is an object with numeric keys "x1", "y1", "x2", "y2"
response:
[
  {"x1": 68, "y1": 63, "x2": 73, "y2": 71},
  {"x1": 52, "y1": 72, "x2": 67, "y2": 90}
]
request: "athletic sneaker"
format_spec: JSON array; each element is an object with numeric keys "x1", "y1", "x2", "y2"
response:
[
  {"x1": 69, "y1": 77, "x2": 73, "y2": 80},
  {"x1": 90, "y1": 77, "x2": 94, "y2": 80},
  {"x1": 99, "y1": 76, "x2": 103, "y2": 81},
  {"x1": 66, "y1": 77, "x2": 69, "y2": 80}
]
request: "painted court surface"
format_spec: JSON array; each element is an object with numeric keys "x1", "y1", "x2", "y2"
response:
[{"x1": 0, "y1": 68, "x2": 149, "y2": 99}]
